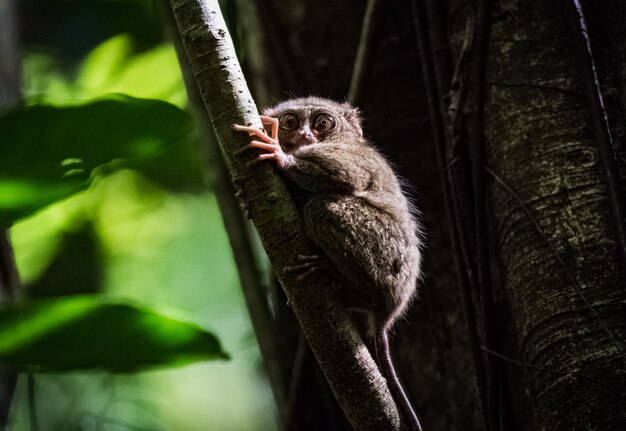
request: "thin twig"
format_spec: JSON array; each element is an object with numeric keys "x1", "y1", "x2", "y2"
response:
[
  {"x1": 413, "y1": 2, "x2": 504, "y2": 429},
  {"x1": 413, "y1": 2, "x2": 500, "y2": 430},
  {"x1": 348, "y1": 0, "x2": 384, "y2": 105},
  {"x1": 250, "y1": 0, "x2": 303, "y2": 94},
  {"x1": 447, "y1": 11, "x2": 475, "y2": 282},
  {"x1": 463, "y1": 1, "x2": 502, "y2": 430},
  {"x1": 410, "y1": 0, "x2": 472, "y2": 312},
  {"x1": 449, "y1": 6, "x2": 505, "y2": 431}
]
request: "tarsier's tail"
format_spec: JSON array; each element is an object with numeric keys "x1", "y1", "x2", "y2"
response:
[{"x1": 375, "y1": 330, "x2": 424, "y2": 431}]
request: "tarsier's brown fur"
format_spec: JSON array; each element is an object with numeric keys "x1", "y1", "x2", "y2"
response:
[{"x1": 235, "y1": 97, "x2": 423, "y2": 431}]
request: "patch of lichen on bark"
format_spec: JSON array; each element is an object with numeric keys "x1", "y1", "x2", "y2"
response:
[{"x1": 483, "y1": 1, "x2": 626, "y2": 430}]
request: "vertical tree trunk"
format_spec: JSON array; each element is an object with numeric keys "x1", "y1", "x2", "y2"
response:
[{"x1": 482, "y1": 1, "x2": 626, "y2": 429}]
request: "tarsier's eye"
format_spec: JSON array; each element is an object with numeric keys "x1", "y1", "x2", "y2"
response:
[
  {"x1": 313, "y1": 113, "x2": 336, "y2": 132},
  {"x1": 279, "y1": 113, "x2": 299, "y2": 131}
]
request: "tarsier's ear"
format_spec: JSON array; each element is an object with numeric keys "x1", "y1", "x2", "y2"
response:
[{"x1": 343, "y1": 104, "x2": 363, "y2": 137}]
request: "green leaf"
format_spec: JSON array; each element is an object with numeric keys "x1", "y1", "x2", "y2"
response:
[
  {"x1": 77, "y1": 34, "x2": 135, "y2": 95},
  {"x1": 23, "y1": 36, "x2": 186, "y2": 107},
  {"x1": 78, "y1": 35, "x2": 187, "y2": 107},
  {"x1": 0, "y1": 95, "x2": 200, "y2": 225},
  {"x1": 0, "y1": 295, "x2": 229, "y2": 372}
]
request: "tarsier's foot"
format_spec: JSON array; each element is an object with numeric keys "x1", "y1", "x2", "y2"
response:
[
  {"x1": 284, "y1": 254, "x2": 329, "y2": 281},
  {"x1": 232, "y1": 116, "x2": 293, "y2": 169},
  {"x1": 284, "y1": 255, "x2": 357, "y2": 291}
]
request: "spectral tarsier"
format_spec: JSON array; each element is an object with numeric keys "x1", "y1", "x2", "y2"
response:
[{"x1": 233, "y1": 97, "x2": 423, "y2": 431}]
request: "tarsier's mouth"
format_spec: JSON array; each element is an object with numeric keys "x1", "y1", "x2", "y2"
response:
[{"x1": 289, "y1": 136, "x2": 318, "y2": 147}]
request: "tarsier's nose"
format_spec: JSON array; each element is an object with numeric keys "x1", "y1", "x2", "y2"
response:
[
  {"x1": 296, "y1": 125, "x2": 317, "y2": 145},
  {"x1": 299, "y1": 124, "x2": 313, "y2": 137}
]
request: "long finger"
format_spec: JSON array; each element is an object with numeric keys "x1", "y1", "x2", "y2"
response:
[
  {"x1": 232, "y1": 124, "x2": 274, "y2": 144},
  {"x1": 245, "y1": 153, "x2": 277, "y2": 167},
  {"x1": 235, "y1": 140, "x2": 277, "y2": 155},
  {"x1": 260, "y1": 116, "x2": 279, "y2": 141}
]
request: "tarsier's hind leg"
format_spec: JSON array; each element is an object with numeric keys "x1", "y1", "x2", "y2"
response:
[
  {"x1": 284, "y1": 254, "x2": 357, "y2": 291},
  {"x1": 284, "y1": 254, "x2": 330, "y2": 281}
]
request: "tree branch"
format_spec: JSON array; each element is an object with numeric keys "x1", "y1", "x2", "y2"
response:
[
  {"x1": 412, "y1": 2, "x2": 495, "y2": 430},
  {"x1": 159, "y1": 2, "x2": 297, "y2": 427},
  {"x1": 168, "y1": 0, "x2": 402, "y2": 428},
  {"x1": 413, "y1": 1, "x2": 510, "y2": 429},
  {"x1": 462, "y1": 2, "x2": 506, "y2": 431},
  {"x1": 348, "y1": 0, "x2": 384, "y2": 106}
]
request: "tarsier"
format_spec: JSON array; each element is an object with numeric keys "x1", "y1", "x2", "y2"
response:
[{"x1": 234, "y1": 97, "x2": 423, "y2": 431}]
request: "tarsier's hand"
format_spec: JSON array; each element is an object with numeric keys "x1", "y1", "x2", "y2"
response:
[{"x1": 232, "y1": 116, "x2": 294, "y2": 169}]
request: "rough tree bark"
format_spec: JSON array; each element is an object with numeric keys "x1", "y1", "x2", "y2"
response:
[
  {"x1": 478, "y1": 1, "x2": 626, "y2": 429},
  {"x1": 168, "y1": 0, "x2": 404, "y2": 429}
]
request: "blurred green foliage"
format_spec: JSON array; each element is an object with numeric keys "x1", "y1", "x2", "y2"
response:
[
  {"x1": 0, "y1": 95, "x2": 202, "y2": 225},
  {"x1": 23, "y1": 35, "x2": 187, "y2": 108},
  {"x1": 2, "y1": 1, "x2": 277, "y2": 429},
  {"x1": 0, "y1": 295, "x2": 228, "y2": 371}
]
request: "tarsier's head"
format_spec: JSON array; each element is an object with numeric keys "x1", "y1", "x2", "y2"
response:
[{"x1": 263, "y1": 97, "x2": 364, "y2": 152}]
